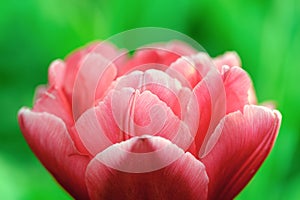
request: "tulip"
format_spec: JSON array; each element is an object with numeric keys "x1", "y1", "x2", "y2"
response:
[{"x1": 18, "y1": 40, "x2": 281, "y2": 200}]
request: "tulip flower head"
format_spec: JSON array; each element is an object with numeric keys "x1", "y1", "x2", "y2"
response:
[{"x1": 18, "y1": 28, "x2": 281, "y2": 200}]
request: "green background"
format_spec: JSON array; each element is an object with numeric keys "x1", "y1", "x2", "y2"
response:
[{"x1": 1, "y1": 0, "x2": 299, "y2": 199}]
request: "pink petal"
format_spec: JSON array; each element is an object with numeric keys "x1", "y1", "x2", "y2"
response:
[
  {"x1": 202, "y1": 105, "x2": 281, "y2": 199},
  {"x1": 112, "y1": 70, "x2": 198, "y2": 149},
  {"x1": 193, "y1": 67, "x2": 226, "y2": 157},
  {"x1": 111, "y1": 88, "x2": 194, "y2": 150},
  {"x1": 213, "y1": 51, "x2": 241, "y2": 71},
  {"x1": 85, "y1": 136, "x2": 208, "y2": 200},
  {"x1": 63, "y1": 41, "x2": 126, "y2": 104},
  {"x1": 118, "y1": 49, "x2": 161, "y2": 76},
  {"x1": 248, "y1": 84, "x2": 258, "y2": 105},
  {"x1": 163, "y1": 40, "x2": 198, "y2": 56},
  {"x1": 91, "y1": 41, "x2": 127, "y2": 61},
  {"x1": 77, "y1": 86, "x2": 196, "y2": 155},
  {"x1": 72, "y1": 53, "x2": 117, "y2": 120},
  {"x1": 33, "y1": 87, "x2": 88, "y2": 154},
  {"x1": 192, "y1": 80, "x2": 211, "y2": 155},
  {"x1": 33, "y1": 87, "x2": 73, "y2": 126},
  {"x1": 18, "y1": 108, "x2": 90, "y2": 199},
  {"x1": 119, "y1": 41, "x2": 197, "y2": 76},
  {"x1": 112, "y1": 89, "x2": 170, "y2": 136},
  {"x1": 75, "y1": 105, "x2": 115, "y2": 156},
  {"x1": 189, "y1": 53, "x2": 217, "y2": 76},
  {"x1": 64, "y1": 48, "x2": 87, "y2": 103},
  {"x1": 91, "y1": 41, "x2": 129, "y2": 76},
  {"x1": 145, "y1": 40, "x2": 198, "y2": 63},
  {"x1": 113, "y1": 69, "x2": 183, "y2": 116},
  {"x1": 48, "y1": 59, "x2": 66, "y2": 89},
  {"x1": 166, "y1": 56, "x2": 201, "y2": 88},
  {"x1": 222, "y1": 66, "x2": 251, "y2": 114},
  {"x1": 33, "y1": 85, "x2": 47, "y2": 102}
]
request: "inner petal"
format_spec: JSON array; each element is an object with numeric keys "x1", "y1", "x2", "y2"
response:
[{"x1": 113, "y1": 69, "x2": 186, "y2": 118}]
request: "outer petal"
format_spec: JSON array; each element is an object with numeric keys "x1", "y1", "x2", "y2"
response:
[
  {"x1": 193, "y1": 67, "x2": 226, "y2": 157},
  {"x1": 33, "y1": 85, "x2": 47, "y2": 102},
  {"x1": 222, "y1": 66, "x2": 251, "y2": 114},
  {"x1": 202, "y1": 105, "x2": 281, "y2": 200},
  {"x1": 75, "y1": 101, "x2": 116, "y2": 156},
  {"x1": 85, "y1": 136, "x2": 208, "y2": 200},
  {"x1": 32, "y1": 87, "x2": 88, "y2": 153},
  {"x1": 33, "y1": 87, "x2": 73, "y2": 126},
  {"x1": 213, "y1": 51, "x2": 241, "y2": 71},
  {"x1": 18, "y1": 108, "x2": 90, "y2": 200},
  {"x1": 64, "y1": 46, "x2": 89, "y2": 103},
  {"x1": 72, "y1": 53, "x2": 117, "y2": 120},
  {"x1": 48, "y1": 59, "x2": 66, "y2": 89},
  {"x1": 63, "y1": 41, "x2": 126, "y2": 104},
  {"x1": 213, "y1": 52, "x2": 258, "y2": 106}
]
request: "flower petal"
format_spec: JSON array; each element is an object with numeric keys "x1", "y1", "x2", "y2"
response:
[
  {"x1": 111, "y1": 88, "x2": 194, "y2": 151},
  {"x1": 201, "y1": 105, "x2": 281, "y2": 199},
  {"x1": 119, "y1": 49, "x2": 161, "y2": 76},
  {"x1": 18, "y1": 108, "x2": 90, "y2": 199},
  {"x1": 248, "y1": 84, "x2": 258, "y2": 105},
  {"x1": 64, "y1": 47, "x2": 88, "y2": 103},
  {"x1": 119, "y1": 41, "x2": 197, "y2": 76},
  {"x1": 33, "y1": 87, "x2": 88, "y2": 154},
  {"x1": 33, "y1": 87, "x2": 73, "y2": 126},
  {"x1": 63, "y1": 41, "x2": 125, "y2": 105},
  {"x1": 163, "y1": 40, "x2": 198, "y2": 56},
  {"x1": 222, "y1": 66, "x2": 251, "y2": 113},
  {"x1": 33, "y1": 85, "x2": 47, "y2": 102},
  {"x1": 75, "y1": 105, "x2": 114, "y2": 156},
  {"x1": 166, "y1": 56, "x2": 201, "y2": 88},
  {"x1": 193, "y1": 68, "x2": 226, "y2": 157},
  {"x1": 85, "y1": 136, "x2": 208, "y2": 200},
  {"x1": 213, "y1": 51, "x2": 241, "y2": 71},
  {"x1": 72, "y1": 53, "x2": 117, "y2": 120},
  {"x1": 77, "y1": 86, "x2": 195, "y2": 156},
  {"x1": 48, "y1": 59, "x2": 66, "y2": 89},
  {"x1": 113, "y1": 69, "x2": 195, "y2": 120}
]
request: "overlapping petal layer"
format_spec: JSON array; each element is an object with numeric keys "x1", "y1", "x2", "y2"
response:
[
  {"x1": 18, "y1": 41, "x2": 281, "y2": 200},
  {"x1": 18, "y1": 109, "x2": 90, "y2": 199},
  {"x1": 86, "y1": 136, "x2": 208, "y2": 200}
]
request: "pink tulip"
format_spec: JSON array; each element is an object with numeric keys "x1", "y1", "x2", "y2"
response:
[{"x1": 18, "y1": 40, "x2": 281, "y2": 200}]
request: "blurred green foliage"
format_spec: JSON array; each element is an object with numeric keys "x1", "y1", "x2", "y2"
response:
[{"x1": 0, "y1": 0, "x2": 299, "y2": 199}]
